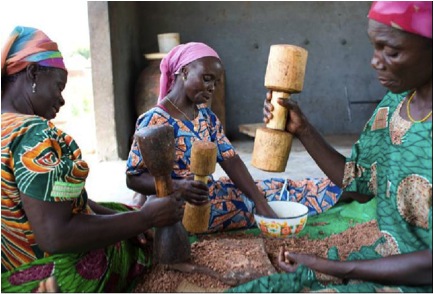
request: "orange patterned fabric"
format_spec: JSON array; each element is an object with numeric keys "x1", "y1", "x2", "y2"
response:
[{"x1": 1, "y1": 113, "x2": 89, "y2": 271}]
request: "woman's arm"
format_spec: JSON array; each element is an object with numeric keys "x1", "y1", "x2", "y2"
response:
[
  {"x1": 126, "y1": 172, "x2": 156, "y2": 195},
  {"x1": 21, "y1": 192, "x2": 184, "y2": 254},
  {"x1": 296, "y1": 122, "x2": 348, "y2": 187},
  {"x1": 87, "y1": 199, "x2": 118, "y2": 215},
  {"x1": 127, "y1": 172, "x2": 209, "y2": 206},
  {"x1": 278, "y1": 248, "x2": 433, "y2": 286},
  {"x1": 220, "y1": 154, "x2": 277, "y2": 217},
  {"x1": 265, "y1": 93, "x2": 347, "y2": 186}
]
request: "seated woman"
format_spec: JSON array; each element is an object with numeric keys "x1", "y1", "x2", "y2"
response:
[
  {"x1": 229, "y1": 1, "x2": 432, "y2": 292},
  {"x1": 1, "y1": 26, "x2": 184, "y2": 292},
  {"x1": 126, "y1": 42, "x2": 342, "y2": 233}
]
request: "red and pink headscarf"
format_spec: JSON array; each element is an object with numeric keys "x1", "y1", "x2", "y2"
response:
[
  {"x1": 368, "y1": 1, "x2": 432, "y2": 39},
  {"x1": 1, "y1": 26, "x2": 66, "y2": 77},
  {"x1": 158, "y1": 42, "x2": 220, "y2": 102}
]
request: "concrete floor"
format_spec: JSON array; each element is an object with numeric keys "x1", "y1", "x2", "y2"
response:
[{"x1": 84, "y1": 135, "x2": 358, "y2": 205}]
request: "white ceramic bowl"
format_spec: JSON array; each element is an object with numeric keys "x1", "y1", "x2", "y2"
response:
[{"x1": 254, "y1": 201, "x2": 309, "y2": 238}]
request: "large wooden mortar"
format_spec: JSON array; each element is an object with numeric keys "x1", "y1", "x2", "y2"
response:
[
  {"x1": 251, "y1": 44, "x2": 308, "y2": 172},
  {"x1": 182, "y1": 141, "x2": 217, "y2": 234}
]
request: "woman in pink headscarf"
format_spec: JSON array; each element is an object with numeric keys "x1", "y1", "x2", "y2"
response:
[
  {"x1": 229, "y1": 1, "x2": 432, "y2": 292},
  {"x1": 127, "y1": 42, "x2": 342, "y2": 232}
]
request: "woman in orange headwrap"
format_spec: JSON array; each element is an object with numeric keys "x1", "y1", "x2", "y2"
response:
[
  {"x1": 1, "y1": 26, "x2": 184, "y2": 292},
  {"x1": 230, "y1": 1, "x2": 432, "y2": 292}
]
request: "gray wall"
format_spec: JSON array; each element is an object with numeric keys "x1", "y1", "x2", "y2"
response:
[
  {"x1": 93, "y1": 1, "x2": 386, "y2": 160},
  {"x1": 109, "y1": 2, "x2": 144, "y2": 157},
  {"x1": 135, "y1": 1, "x2": 386, "y2": 140}
]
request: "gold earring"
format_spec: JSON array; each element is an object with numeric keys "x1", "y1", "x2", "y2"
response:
[
  {"x1": 32, "y1": 83, "x2": 36, "y2": 93},
  {"x1": 182, "y1": 75, "x2": 186, "y2": 81}
]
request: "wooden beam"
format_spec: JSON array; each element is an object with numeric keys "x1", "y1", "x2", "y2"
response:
[{"x1": 238, "y1": 123, "x2": 264, "y2": 138}]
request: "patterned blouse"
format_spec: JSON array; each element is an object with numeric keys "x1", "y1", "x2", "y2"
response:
[
  {"x1": 127, "y1": 103, "x2": 236, "y2": 178},
  {"x1": 1, "y1": 113, "x2": 91, "y2": 272}
]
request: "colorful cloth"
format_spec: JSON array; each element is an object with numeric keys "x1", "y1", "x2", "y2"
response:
[
  {"x1": 158, "y1": 42, "x2": 221, "y2": 101},
  {"x1": 368, "y1": 1, "x2": 433, "y2": 39},
  {"x1": 228, "y1": 91, "x2": 433, "y2": 292},
  {"x1": 126, "y1": 105, "x2": 341, "y2": 233},
  {"x1": 1, "y1": 26, "x2": 66, "y2": 77},
  {"x1": 1, "y1": 113, "x2": 149, "y2": 292},
  {"x1": 343, "y1": 91, "x2": 432, "y2": 256}
]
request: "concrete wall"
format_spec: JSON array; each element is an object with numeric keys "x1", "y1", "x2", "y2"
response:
[
  {"x1": 109, "y1": 2, "x2": 144, "y2": 158},
  {"x1": 89, "y1": 1, "x2": 146, "y2": 160},
  {"x1": 90, "y1": 1, "x2": 387, "y2": 160},
  {"x1": 88, "y1": 2, "x2": 118, "y2": 161}
]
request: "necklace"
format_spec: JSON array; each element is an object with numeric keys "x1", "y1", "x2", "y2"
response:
[
  {"x1": 406, "y1": 91, "x2": 433, "y2": 123},
  {"x1": 166, "y1": 98, "x2": 196, "y2": 120}
]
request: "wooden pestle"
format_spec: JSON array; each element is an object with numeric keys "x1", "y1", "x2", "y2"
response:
[
  {"x1": 134, "y1": 124, "x2": 191, "y2": 265},
  {"x1": 251, "y1": 45, "x2": 308, "y2": 172},
  {"x1": 182, "y1": 141, "x2": 217, "y2": 234}
]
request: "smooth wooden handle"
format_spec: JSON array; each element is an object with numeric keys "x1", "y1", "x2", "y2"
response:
[
  {"x1": 266, "y1": 91, "x2": 290, "y2": 130},
  {"x1": 154, "y1": 175, "x2": 173, "y2": 197}
]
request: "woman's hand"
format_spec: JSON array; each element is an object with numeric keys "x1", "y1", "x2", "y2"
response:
[
  {"x1": 255, "y1": 200, "x2": 278, "y2": 218},
  {"x1": 173, "y1": 177, "x2": 209, "y2": 206},
  {"x1": 140, "y1": 192, "x2": 184, "y2": 228},
  {"x1": 263, "y1": 91, "x2": 310, "y2": 137},
  {"x1": 278, "y1": 246, "x2": 317, "y2": 273},
  {"x1": 136, "y1": 229, "x2": 155, "y2": 245}
]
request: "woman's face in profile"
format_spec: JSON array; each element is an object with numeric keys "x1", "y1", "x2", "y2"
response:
[
  {"x1": 183, "y1": 57, "x2": 223, "y2": 104},
  {"x1": 30, "y1": 67, "x2": 67, "y2": 120},
  {"x1": 368, "y1": 19, "x2": 432, "y2": 93}
]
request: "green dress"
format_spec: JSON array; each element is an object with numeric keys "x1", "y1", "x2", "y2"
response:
[
  {"x1": 228, "y1": 91, "x2": 432, "y2": 292},
  {"x1": 1, "y1": 113, "x2": 150, "y2": 292}
]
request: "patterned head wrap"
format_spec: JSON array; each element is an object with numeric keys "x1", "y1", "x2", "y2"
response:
[
  {"x1": 1, "y1": 26, "x2": 66, "y2": 77},
  {"x1": 158, "y1": 42, "x2": 221, "y2": 102},
  {"x1": 368, "y1": 1, "x2": 433, "y2": 39}
]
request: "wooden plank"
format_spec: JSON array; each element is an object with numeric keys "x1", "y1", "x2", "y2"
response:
[
  {"x1": 210, "y1": 71, "x2": 226, "y2": 130},
  {"x1": 238, "y1": 123, "x2": 264, "y2": 137}
]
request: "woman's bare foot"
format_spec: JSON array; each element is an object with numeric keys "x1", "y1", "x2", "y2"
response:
[{"x1": 37, "y1": 276, "x2": 59, "y2": 293}]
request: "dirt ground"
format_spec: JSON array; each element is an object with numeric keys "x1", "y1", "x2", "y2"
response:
[{"x1": 134, "y1": 220, "x2": 381, "y2": 292}]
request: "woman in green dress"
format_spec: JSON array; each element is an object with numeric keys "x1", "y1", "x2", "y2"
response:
[
  {"x1": 1, "y1": 26, "x2": 184, "y2": 292},
  {"x1": 230, "y1": 1, "x2": 432, "y2": 292}
]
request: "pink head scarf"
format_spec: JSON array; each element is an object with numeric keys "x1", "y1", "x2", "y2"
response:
[
  {"x1": 368, "y1": 1, "x2": 433, "y2": 39},
  {"x1": 158, "y1": 42, "x2": 221, "y2": 102}
]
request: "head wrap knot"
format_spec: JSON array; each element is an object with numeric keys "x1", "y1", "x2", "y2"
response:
[
  {"x1": 1, "y1": 26, "x2": 66, "y2": 77},
  {"x1": 158, "y1": 42, "x2": 220, "y2": 101},
  {"x1": 368, "y1": 1, "x2": 433, "y2": 39}
]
